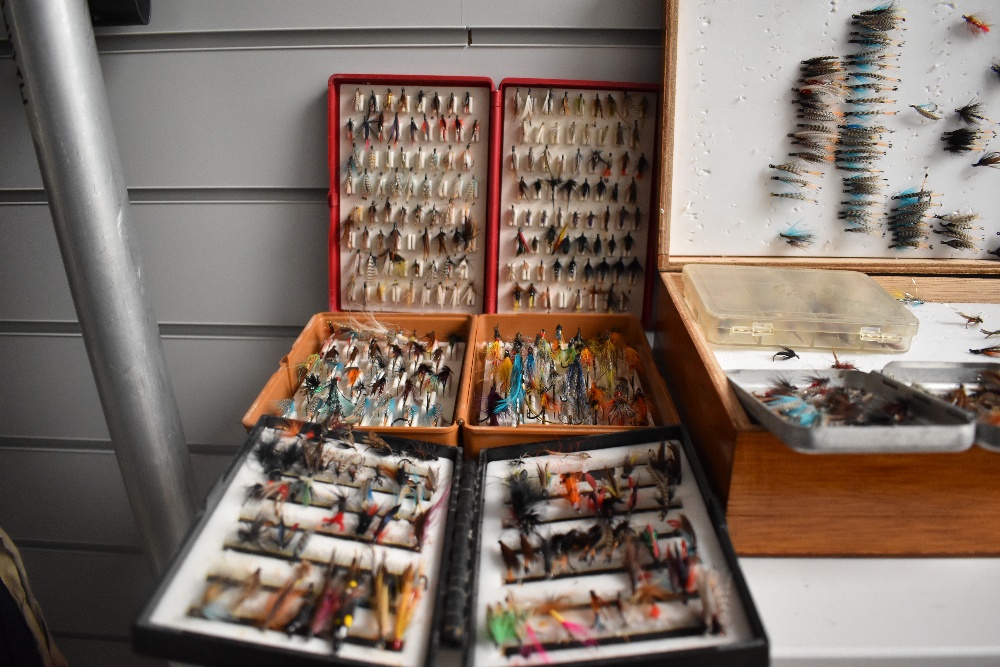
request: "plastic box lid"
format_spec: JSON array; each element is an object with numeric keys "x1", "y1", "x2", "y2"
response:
[{"x1": 681, "y1": 264, "x2": 919, "y2": 352}]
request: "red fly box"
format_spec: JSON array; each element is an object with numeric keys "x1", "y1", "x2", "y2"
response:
[{"x1": 327, "y1": 75, "x2": 662, "y2": 324}]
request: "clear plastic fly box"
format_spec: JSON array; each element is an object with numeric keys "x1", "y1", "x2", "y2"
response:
[{"x1": 681, "y1": 264, "x2": 919, "y2": 352}]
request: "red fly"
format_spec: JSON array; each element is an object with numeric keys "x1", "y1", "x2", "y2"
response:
[
  {"x1": 831, "y1": 350, "x2": 857, "y2": 370},
  {"x1": 962, "y1": 14, "x2": 991, "y2": 33}
]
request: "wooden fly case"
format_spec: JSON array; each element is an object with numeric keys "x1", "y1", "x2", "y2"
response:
[
  {"x1": 658, "y1": 0, "x2": 1000, "y2": 270},
  {"x1": 133, "y1": 416, "x2": 462, "y2": 667},
  {"x1": 244, "y1": 312, "x2": 475, "y2": 447},
  {"x1": 493, "y1": 79, "x2": 660, "y2": 324},
  {"x1": 329, "y1": 75, "x2": 497, "y2": 315},
  {"x1": 656, "y1": 269, "x2": 1000, "y2": 557},
  {"x1": 651, "y1": 0, "x2": 1000, "y2": 556},
  {"x1": 462, "y1": 428, "x2": 768, "y2": 666},
  {"x1": 460, "y1": 314, "x2": 679, "y2": 457}
]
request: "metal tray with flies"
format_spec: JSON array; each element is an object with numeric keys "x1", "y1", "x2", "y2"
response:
[
  {"x1": 727, "y1": 369, "x2": 976, "y2": 454},
  {"x1": 880, "y1": 361, "x2": 1000, "y2": 452}
]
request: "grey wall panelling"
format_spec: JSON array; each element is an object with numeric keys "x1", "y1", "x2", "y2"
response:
[
  {"x1": 0, "y1": 1, "x2": 662, "y2": 663},
  {"x1": 0, "y1": 334, "x2": 297, "y2": 444},
  {"x1": 0, "y1": 449, "x2": 234, "y2": 549},
  {"x1": 0, "y1": 202, "x2": 329, "y2": 324}
]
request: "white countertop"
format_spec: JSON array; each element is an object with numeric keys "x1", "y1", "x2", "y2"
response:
[
  {"x1": 711, "y1": 301, "x2": 1000, "y2": 664},
  {"x1": 742, "y1": 558, "x2": 1000, "y2": 665}
]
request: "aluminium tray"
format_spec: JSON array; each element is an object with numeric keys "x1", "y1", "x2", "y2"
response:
[
  {"x1": 881, "y1": 361, "x2": 1000, "y2": 452},
  {"x1": 727, "y1": 369, "x2": 975, "y2": 454}
]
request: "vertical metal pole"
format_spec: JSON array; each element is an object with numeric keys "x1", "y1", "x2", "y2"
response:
[{"x1": 3, "y1": 0, "x2": 197, "y2": 573}]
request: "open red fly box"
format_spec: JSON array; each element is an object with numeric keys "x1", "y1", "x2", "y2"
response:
[{"x1": 328, "y1": 74, "x2": 661, "y2": 324}]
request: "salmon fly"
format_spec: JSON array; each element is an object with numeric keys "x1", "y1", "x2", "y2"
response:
[
  {"x1": 973, "y1": 152, "x2": 1000, "y2": 168},
  {"x1": 464, "y1": 175, "x2": 479, "y2": 201},
  {"x1": 543, "y1": 88, "x2": 555, "y2": 114},
  {"x1": 624, "y1": 178, "x2": 637, "y2": 205},
  {"x1": 962, "y1": 14, "x2": 991, "y2": 34},
  {"x1": 773, "y1": 346, "x2": 800, "y2": 361},
  {"x1": 770, "y1": 161, "x2": 822, "y2": 177},
  {"x1": 940, "y1": 237, "x2": 979, "y2": 251},
  {"x1": 843, "y1": 174, "x2": 885, "y2": 196},
  {"x1": 890, "y1": 183, "x2": 938, "y2": 201},
  {"x1": 779, "y1": 222, "x2": 816, "y2": 248},
  {"x1": 771, "y1": 192, "x2": 818, "y2": 204},
  {"x1": 849, "y1": 70, "x2": 900, "y2": 83},
  {"x1": 957, "y1": 311, "x2": 985, "y2": 328},
  {"x1": 786, "y1": 151, "x2": 833, "y2": 165},
  {"x1": 772, "y1": 175, "x2": 819, "y2": 189},
  {"x1": 844, "y1": 108, "x2": 897, "y2": 118},
  {"x1": 943, "y1": 127, "x2": 996, "y2": 153},
  {"x1": 956, "y1": 100, "x2": 992, "y2": 124},
  {"x1": 910, "y1": 103, "x2": 943, "y2": 121},
  {"x1": 838, "y1": 123, "x2": 891, "y2": 138},
  {"x1": 848, "y1": 30, "x2": 903, "y2": 50},
  {"x1": 831, "y1": 350, "x2": 857, "y2": 370},
  {"x1": 593, "y1": 93, "x2": 604, "y2": 118},
  {"x1": 611, "y1": 258, "x2": 626, "y2": 284},
  {"x1": 797, "y1": 108, "x2": 844, "y2": 122},
  {"x1": 847, "y1": 96, "x2": 896, "y2": 106},
  {"x1": 852, "y1": 2, "x2": 905, "y2": 30}
]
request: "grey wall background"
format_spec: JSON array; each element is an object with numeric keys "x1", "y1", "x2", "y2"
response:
[{"x1": 0, "y1": 2, "x2": 662, "y2": 663}]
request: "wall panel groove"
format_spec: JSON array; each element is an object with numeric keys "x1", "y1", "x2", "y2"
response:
[
  {"x1": 0, "y1": 447, "x2": 236, "y2": 548},
  {"x1": 0, "y1": 321, "x2": 306, "y2": 339},
  {"x1": 0, "y1": 187, "x2": 328, "y2": 204}
]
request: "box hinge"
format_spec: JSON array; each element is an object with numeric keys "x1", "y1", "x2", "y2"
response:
[
  {"x1": 730, "y1": 322, "x2": 773, "y2": 336},
  {"x1": 859, "y1": 327, "x2": 902, "y2": 343}
]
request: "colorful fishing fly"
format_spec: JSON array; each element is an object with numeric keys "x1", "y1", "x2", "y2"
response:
[
  {"x1": 973, "y1": 152, "x2": 1000, "y2": 168},
  {"x1": 480, "y1": 325, "x2": 649, "y2": 428},
  {"x1": 338, "y1": 83, "x2": 487, "y2": 312},
  {"x1": 480, "y1": 439, "x2": 731, "y2": 660},
  {"x1": 175, "y1": 417, "x2": 455, "y2": 659},
  {"x1": 498, "y1": 87, "x2": 653, "y2": 318},
  {"x1": 962, "y1": 14, "x2": 991, "y2": 34},
  {"x1": 778, "y1": 223, "x2": 816, "y2": 248},
  {"x1": 909, "y1": 103, "x2": 943, "y2": 120}
]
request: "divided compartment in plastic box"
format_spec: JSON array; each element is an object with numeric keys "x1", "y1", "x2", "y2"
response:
[
  {"x1": 493, "y1": 79, "x2": 661, "y2": 324},
  {"x1": 727, "y1": 368, "x2": 975, "y2": 453},
  {"x1": 461, "y1": 313, "x2": 679, "y2": 457},
  {"x1": 881, "y1": 361, "x2": 1000, "y2": 452},
  {"x1": 134, "y1": 417, "x2": 462, "y2": 667},
  {"x1": 244, "y1": 313, "x2": 475, "y2": 447},
  {"x1": 465, "y1": 428, "x2": 768, "y2": 666},
  {"x1": 682, "y1": 265, "x2": 919, "y2": 352}
]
